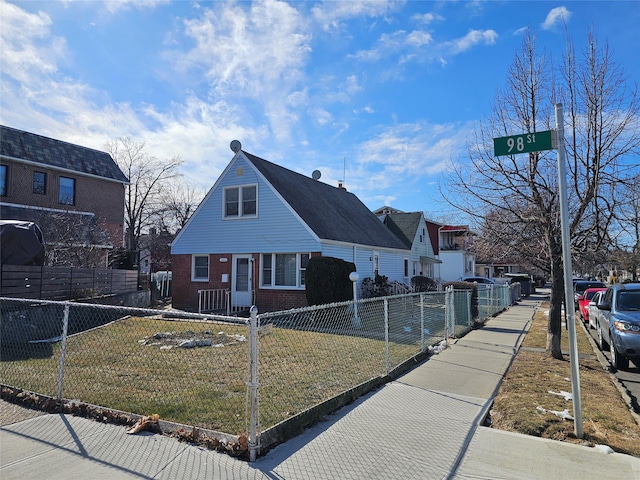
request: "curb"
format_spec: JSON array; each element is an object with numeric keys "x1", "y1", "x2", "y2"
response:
[{"x1": 578, "y1": 318, "x2": 640, "y2": 426}]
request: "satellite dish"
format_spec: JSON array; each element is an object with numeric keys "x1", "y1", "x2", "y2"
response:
[
  {"x1": 312, "y1": 169, "x2": 321, "y2": 180},
  {"x1": 230, "y1": 140, "x2": 242, "y2": 153}
]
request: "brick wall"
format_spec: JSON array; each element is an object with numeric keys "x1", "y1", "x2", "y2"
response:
[
  {"x1": 171, "y1": 253, "x2": 314, "y2": 312},
  {"x1": 254, "y1": 289, "x2": 308, "y2": 313},
  {"x1": 171, "y1": 253, "x2": 234, "y2": 311},
  {"x1": 1, "y1": 158, "x2": 125, "y2": 246}
]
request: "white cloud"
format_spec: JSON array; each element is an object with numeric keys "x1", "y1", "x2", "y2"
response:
[
  {"x1": 167, "y1": 0, "x2": 312, "y2": 144},
  {"x1": 412, "y1": 12, "x2": 444, "y2": 25},
  {"x1": 542, "y1": 6, "x2": 571, "y2": 30},
  {"x1": 311, "y1": 0, "x2": 401, "y2": 32},
  {"x1": 0, "y1": 0, "x2": 64, "y2": 83},
  {"x1": 313, "y1": 108, "x2": 333, "y2": 126},
  {"x1": 351, "y1": 29, "x2": 433, "y2": 63},
  {"x1": 448, "y1": 29, "x2": 498, "y2": 54},
  {"x1": 102, "y1": 0, "x2": 171, "y2": 14},
  {"x1": 348, "y1": 121, "x2": 473, "y2": 196},
  {"x1": 406, "y1": 30, "x2": 433, "y2": 47}
]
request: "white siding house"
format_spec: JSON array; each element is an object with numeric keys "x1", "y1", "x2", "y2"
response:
[{"x1": 171, "y1": 143, "x2": 410, "y2": 312}]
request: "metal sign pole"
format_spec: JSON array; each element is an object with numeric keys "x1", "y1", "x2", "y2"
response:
[{"x1": 555, "y1": 102, "x2": 583, "y2": 438}]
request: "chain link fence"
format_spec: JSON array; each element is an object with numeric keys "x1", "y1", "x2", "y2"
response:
[{"x1": 1, "y1": 284, "x2": 517, "y2": 459}]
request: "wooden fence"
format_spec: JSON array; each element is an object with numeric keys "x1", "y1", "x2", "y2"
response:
[{"x1": 0, "y1": 265, "x2": 139, "y2": 301}]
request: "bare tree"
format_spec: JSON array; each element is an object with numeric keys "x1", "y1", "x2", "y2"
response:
[
  {"x1": 29, "y1": 209, "x2": 111, "y2": 267},
  {"x1": 446, "y1": 29, "x2": 639, "y2": 359},
  {"x1": 154, "y1": 179, "x2": 205, "y2": 233},
  {"x1": 105, "y1": 137, "x2": 183, "y2": 269},
  {"x1": 609, "y1": 174, "x2": 640, "y2": 281}
]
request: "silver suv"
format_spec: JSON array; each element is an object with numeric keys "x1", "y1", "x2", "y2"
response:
[{"x1": 596, "y1": 283, "x2": 640, "y2": 371}]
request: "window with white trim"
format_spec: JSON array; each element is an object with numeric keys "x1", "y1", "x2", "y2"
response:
[
  {"x1": 224, "y1": 184, "x2": 257, "y2": 218},
  {"x1": 192, "y1": 255, "x2": 209, "y2": 281},
  {"x1": 261, "y1": 253, "x2": 310, "y2": 288}
]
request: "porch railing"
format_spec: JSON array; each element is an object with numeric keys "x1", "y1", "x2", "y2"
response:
[
  {"x1": 197, "y1": 289, "x2": 252, "y2": 315},
  {"x1": 198, "y1": 288, "x2": 230, "y2": 315}
]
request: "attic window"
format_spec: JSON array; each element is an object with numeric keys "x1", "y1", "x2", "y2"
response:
[{"x1": 224, "y1": 184, "x2": 257, "y2": 218}]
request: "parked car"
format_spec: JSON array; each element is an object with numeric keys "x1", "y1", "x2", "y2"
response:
[
  {"x1": 596, "y1": 283, "x2": 640, "y2": 371},
  {"x1": 578, "y1": 287, "x2": 607, "y2": 323},
  {"x1": 573, "y1": 280, "x2": 606, "y2": 310},
  {"x1": 587, "y1": 291, "x2": 605, "y2": 330}
]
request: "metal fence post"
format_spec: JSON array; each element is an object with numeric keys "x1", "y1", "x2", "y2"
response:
[
  {"x1": 420, "y1": 293, "x2": 425, "y2": 351},
  {"x1": 247, "y1": 305, "x2": 259, "y2": 462},
  {"x1": 56, "y1": 302, "x2": 70, "y2": 402},
  {"x1": 384, "y1": 298, "x2": 389, "y2": 374},
  {"x1": 444, "y1": 287, "x2": 449, "y2": 342},
  {"x1": 467, "y1": 290, "x2": 472, "y2": 327}
]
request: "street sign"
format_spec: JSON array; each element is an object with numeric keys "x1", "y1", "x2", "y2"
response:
[{"x1": 493, "y1": 130, "x2": 555, "y2": 156}]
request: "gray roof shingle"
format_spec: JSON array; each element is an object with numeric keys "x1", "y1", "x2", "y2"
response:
[
  {"x1": 243, "y1": 151, "x2": 408, "y2": 250},
  {"x1": 382, "y1": 212, "x2": 423, "y2": 249},
  {"x1": 0, "y1": 125, "x2": 128, "y2": 183}
]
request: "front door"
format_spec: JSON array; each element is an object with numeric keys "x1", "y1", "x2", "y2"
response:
[{"x1": 232, "y1": 255, "x2": 253, "y2": 308}]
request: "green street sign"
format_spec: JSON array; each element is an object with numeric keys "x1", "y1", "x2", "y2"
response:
[{"x1": 493, "y1": 130, "x2": 555, "y2": 156}]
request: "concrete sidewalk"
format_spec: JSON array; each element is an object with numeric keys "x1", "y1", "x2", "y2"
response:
[{"x1": 2, "y1": 294, "x2": 639, "y2": 479}]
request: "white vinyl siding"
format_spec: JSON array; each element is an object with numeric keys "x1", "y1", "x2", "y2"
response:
[{"x1": 172, "y1": 155, "x2": 319, "y2": 254}]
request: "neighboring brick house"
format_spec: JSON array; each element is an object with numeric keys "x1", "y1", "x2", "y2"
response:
[
  {"x1": 171, "y1": 142, "x2": 410, "y2": 313},
  {"x1": 0, "y1": 125, "x2": 128, "y2": 265}
]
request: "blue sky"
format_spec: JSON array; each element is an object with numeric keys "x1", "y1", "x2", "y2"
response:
[{"x1": 1, "y1": 1, "x2": 639, "y2": 222}]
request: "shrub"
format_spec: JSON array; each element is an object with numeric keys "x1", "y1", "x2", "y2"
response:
[
  {"x1": 361, "y1": 274, "x2": 392, "y2": 298},
  {"x1": 305, "y1": 256, "x2": 356, "y2": 306},
  {"x1": 411, "y1": 276, "x2": 438, "y2": 292}
]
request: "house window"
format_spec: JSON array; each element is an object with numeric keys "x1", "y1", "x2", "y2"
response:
[
  {"x1": 192, "y1": 255, "x2": 209, "y2": 281},
  {"x1": 419, "y1": 228, "x2": 425, "y2": 243},
  {"x1": 404, "y1": 258, "x2": 409, "y2": 277},
  {"x1": 261, "y1": 253, "x2": 309, "y2": 288},
  {"x1": 33, "y1": 171, "x2": 47, "y2": 195},
  {"x1": 58, "y1": 176, "x2": 76, "y2": 205},
  {"x1": 0, "y1": 165, "x2": 7, "y2": 196},
  {"x1": 224, "y1": 185, "x2": 257, "y2": 218}
]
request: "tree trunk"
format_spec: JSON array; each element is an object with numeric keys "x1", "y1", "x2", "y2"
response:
[{"x1": 547, "y1": 241, "x2": 564, "y2": 359}]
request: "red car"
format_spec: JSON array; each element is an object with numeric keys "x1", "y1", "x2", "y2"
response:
[{"x1": 577, "y1": 287, "x2": 606, "y2": 322}]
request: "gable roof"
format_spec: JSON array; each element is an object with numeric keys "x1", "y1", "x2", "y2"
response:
[
  {"x1": 243, "y1": 151, "x2": 408, "y2": 251},
  {"x1": 0, "y1": 125, "x2": 128, "y2": 183},
  {"x1": 382, "y1": 212, "x2": 424, "y2": 249}
]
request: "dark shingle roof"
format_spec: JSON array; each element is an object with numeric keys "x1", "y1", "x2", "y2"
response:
[
  {"x1": 243, "y1": 151, "x2": 408, "y2": 250},
  {"x1": 0, "y1": 125, "x2": 128, "y2": 183},
  {"x1": 382, "y1": 212, "x2": 423, "y2": 249}
]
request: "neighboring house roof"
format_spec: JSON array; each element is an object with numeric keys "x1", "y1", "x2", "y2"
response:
[
  {"x1": 0, "y1": 125, "x2": 128, "y2": 183},
  {"x1": 372, "y1": 205, "x2": 405, "y2": 215},
  {"x1": 381, "y1": 212, "x2": 423, "y2": 249},
  {"x1": 243, "y1": 151, "x2": 408, "y2": 250},
  {"x1": 440, "y1": 225, "x2": 469, "y2": 232}
]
